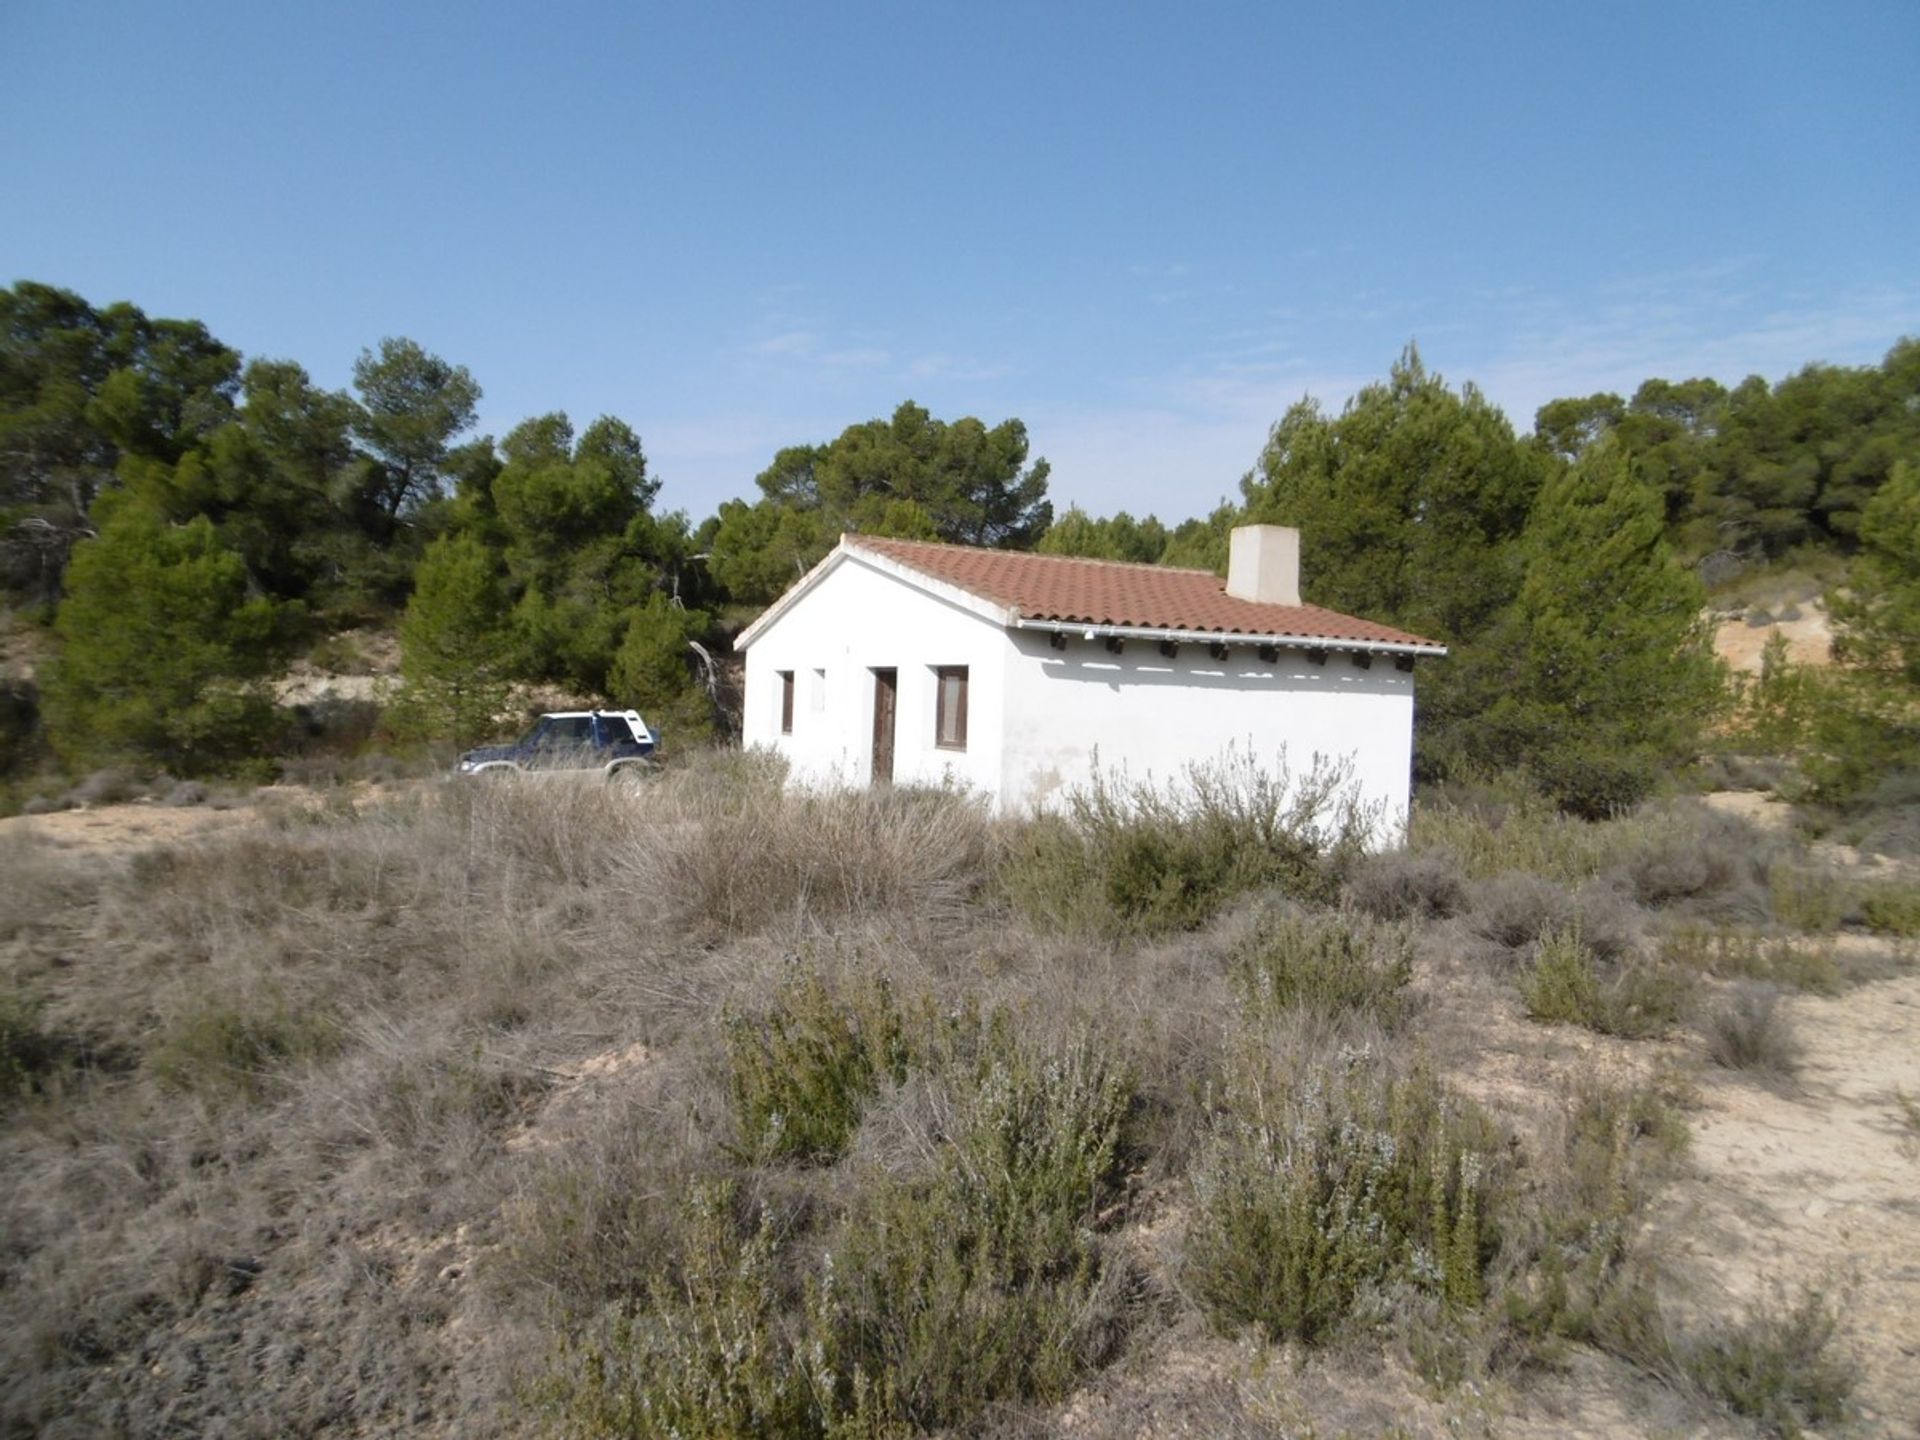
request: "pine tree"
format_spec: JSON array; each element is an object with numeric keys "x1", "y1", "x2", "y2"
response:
[
  {"x1": 43, "y1": 499, "x2": 287, "y2": 771},
  {"x1": 608, "y1": 592, "x2": 715, "y2": 745},
  {"x1": 1241, "y1": 348, "x2": 1548, "y2": 778},
  {"x1": 1810, "y1": 460, "x2": 1920, "y2": 805},
  {"x1": 395, "y1": 533, "x2": 515, "y2": 744},
  {"x1": 1478, "y1": 441, "x2": 1724, "y2": 816}
]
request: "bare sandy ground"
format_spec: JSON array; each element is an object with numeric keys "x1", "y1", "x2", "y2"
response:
[
  {"x1": 0, "y1": 798, "x2": 254, "y2": 851},
  {"x1": 1714, "y1": 604, "x2": 1834, "y2": 674},
  {"x1": 1657, "y1": 964, "x2": 1920, "y2": 1437},
  {"x1": 0, "y1": 786, "x2": 352, "y2": 853}
]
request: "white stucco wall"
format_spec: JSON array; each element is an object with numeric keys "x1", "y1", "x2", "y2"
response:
[
  {"x1": 998, "y1": 629, "x2": 1417, "y2": 840},
  {"x1": 739, "y1": 557, "x2": 1008, "y2": 794},
  {"x1": 739, "y1": 555, "x2": 1422, "y2": 839}
]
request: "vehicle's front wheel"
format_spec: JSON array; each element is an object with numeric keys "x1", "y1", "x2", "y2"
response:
[{"x1": 606, "y1": 761, "x2": 656, "y2": 792}]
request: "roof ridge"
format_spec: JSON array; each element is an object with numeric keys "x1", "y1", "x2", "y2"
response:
[{"x1": 842, "y1": 532, "x2": 1219, "y2": 579}]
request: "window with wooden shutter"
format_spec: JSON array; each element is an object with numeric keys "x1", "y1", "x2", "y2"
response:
[{"x1": 934, "y1": 666, "x2": 968, "y2": 750}]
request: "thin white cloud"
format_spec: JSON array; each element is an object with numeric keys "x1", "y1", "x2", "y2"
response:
[
  {"x1": 905, "y1": 352, "x2": 1011, "y2": 384},
  {"x1": 753, "y1": 330, "x2": 818, "y2": 357}
]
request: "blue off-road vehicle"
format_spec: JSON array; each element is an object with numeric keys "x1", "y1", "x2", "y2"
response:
[{"x1": 455, "y1": 710, "x2": 658, "y2": 780}]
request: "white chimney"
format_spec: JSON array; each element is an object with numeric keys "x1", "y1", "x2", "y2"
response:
[{"x1": 1226, "y1": 524, "x2": 1300, "y2": 606}]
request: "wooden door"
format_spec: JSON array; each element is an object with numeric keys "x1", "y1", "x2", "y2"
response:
[{"x1": 870, "y1": 668, "x2": 897, "y2": 785}]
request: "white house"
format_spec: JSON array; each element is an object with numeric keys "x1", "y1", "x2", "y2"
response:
[{"x1": 732, "y1": 525, "x2": 1446, "y2": 832}]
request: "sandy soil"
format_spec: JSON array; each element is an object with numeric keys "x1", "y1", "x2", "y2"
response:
[
  {"x1": 1656, "y1": 963, "x2": 1920, "y2": 1437},
  {"x1": 0, "y1": 786, "x2": 354, "y2": 853},
  {"x1": 1714, "y1": 604, "x2": 1834, "y2": 674},
  {"x1": 0, "y1": 798, "x2": 255, "y2": 851}
]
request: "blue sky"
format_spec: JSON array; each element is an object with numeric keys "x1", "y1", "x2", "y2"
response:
[{"x1": 5, "y1": 1, "x2": 1916, "y2": 525}]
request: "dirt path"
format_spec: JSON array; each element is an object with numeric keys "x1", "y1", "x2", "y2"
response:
[{"x1": 1658, "y1": 964, "x2": 1920, "y2": 1437}]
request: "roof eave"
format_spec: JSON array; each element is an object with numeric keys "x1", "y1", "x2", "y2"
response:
[{"x1": 1010, "y1": 616, "x2": 1448, "y2": 658}]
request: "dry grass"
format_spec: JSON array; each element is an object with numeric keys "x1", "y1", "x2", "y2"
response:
[
  {"x1": 1704, "y1": 983, "x2": 1800, "y2": 1080},
  {"x1": 0, "y1": 763, "x2": 1864, "y2": 1437}
]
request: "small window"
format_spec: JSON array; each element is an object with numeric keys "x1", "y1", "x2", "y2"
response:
[
  {"x1": 934, "y1": 666, "x2": 968, "y2": 751},
  {"x1": 778, "y1": 670, "x2": 795, "y2": 734},
  {"x1": 811, "y1": 668, "x2": 827, "y2": 713}
]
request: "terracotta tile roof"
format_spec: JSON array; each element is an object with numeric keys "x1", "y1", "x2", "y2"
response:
[{"x1": 845, "y1": 535, "x2": 1444, "y2": 651}]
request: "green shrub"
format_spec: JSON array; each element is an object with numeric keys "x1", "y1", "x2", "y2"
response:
[
  {"x1": 1859, "y1": 880, "x2": 1920, "y2": 937},
  {"x1": 1683, "y1": 1289, "x2": 1855, "y2": 1437},
  {"x1": 1726, "y1": 630, "x2": 1823, "y2": 754},
  {"x1": 1003, "y1": 751, "x2": 1367, "y2": 937},
  {"x1": 148, "y1": 996, "x2": 341, "y2": 1102},
  {"x1": 725, "y1": 964, "x2": 910, "y2": 1164},
  {"x1": 827, "y1": 1033, "x2": 1138, "y2": 1427},
  {"x1": 1767, "y1": 863, "x2": 1846, "y2": 934},
  {"x1": 1497, "y1": 1082, "x2": 1689, "y2": 1362},
  {"x1": 1661, "y1": 928, "x2": 1842, "y2": 995},
  {"x1": 1186, "y1": 1048, "x2": 1505, "y2": 1346},
  {"x1": 0, "y1": 989, "x2": 61, "y2": 1102},
  {"x1": 547, "y1": 1030, "x2": 1139, "y2": 1437},
  {"x1": 1229, "y1": 907, "x2": 1414, "y2": 1026},
  {"x1": 542, "y1": 1183, "x2": 892, "y2": 1440},
  {"x1": 1520, "y1": 927, "x2": 1689, "y2": 1039}
]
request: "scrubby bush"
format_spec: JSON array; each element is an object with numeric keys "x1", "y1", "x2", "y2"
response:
[
  {"x1": 1466, "y1": 874, "x2": 1643, "y2": 962},
  {"x1": 500, "y1": 1120, "x2": 700, "y2": 1314},
  {"x1": 1616, "y1": 805, "x2": 1777, "y2": 924},
  {"x1": 147, "y1": 995, "x2": 341, "y2": 1102},
  {"x1": 1858, "y1": 879, "x2": 1920, "y2": 937},
  {"x1": 1004, "y1": 751, "x2": 1369, "y2": 937},
  {"x1": 550, "y1": 1028, "x2": 1140, "y2": 1436},
  {"x1": 829, "y1": 1032, "x2": 1137, "y2": 1425},
  {"x1": 1683, "y1": 1290, "x2": 1855, "y2": 1437},
  {"x1": 1187, "y1": 1044, "x2": 1504, "y2": 1346},
  {"x1": 1344, "y1": 847, "x2": 1467, "y2": 920},
  {"x1": 1705, "y1": 984, "x2": 1799, "y2": 1078},
  {"x1": 1519, "y1": 926, "x2": 1602, "y2": 1024},
  {"x1": 0, "y1": 991, "x2": 60, "y2": 1103},
  {"x1": 1497, "y1": 1081, "x2": 1690, "y2": 1363},
  {"x1": 540, "y1": 1183, "x2": 880, "y2": 1439},
  {"x1": 1767, "y1": 862, "x2": 1847, "y2": 933},
  {"x1": 1520, "y1": 927, "x2": 1690, "y2": 1039},
  {"x1": 1661, "y1": 928, "x2": 1843, "y2": 995},
  {"x1": 725, "y1": 964, "x2": 910, "y2": 1164},
  {"x1": 634, "y1": 783, "x2": 990, "y2": 937},
  {"x1": 1228, "y1": 907, "x2": 1414, "y2": 1026},
  {"x1": 67, "y1": 767, "x2": 146, "y2": 807}
]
